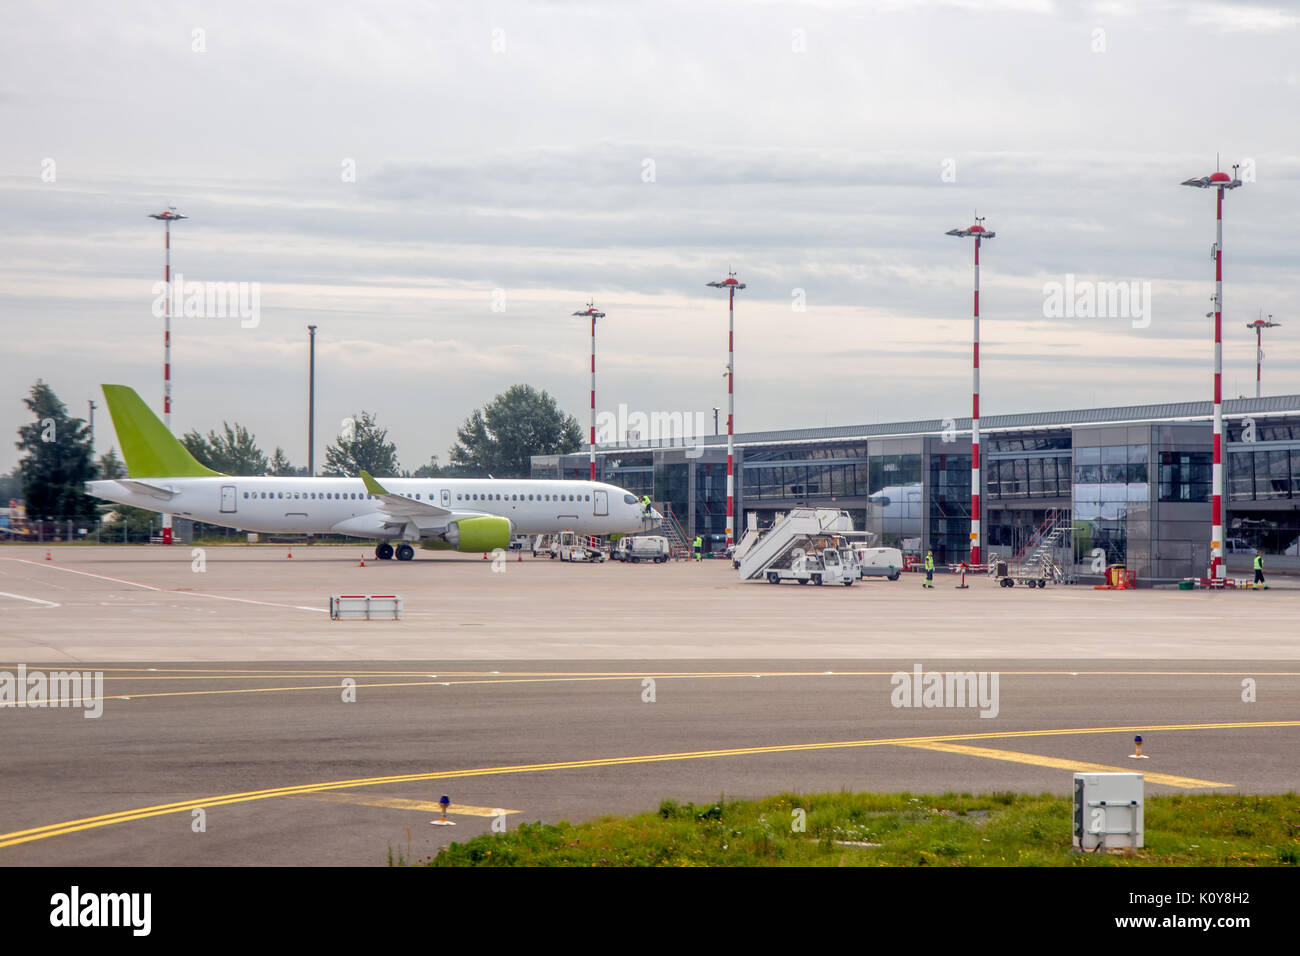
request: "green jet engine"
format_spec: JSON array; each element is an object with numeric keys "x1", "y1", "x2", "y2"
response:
[{"x1": 444, "y1": 515, "x2": 511, "y2": 553}]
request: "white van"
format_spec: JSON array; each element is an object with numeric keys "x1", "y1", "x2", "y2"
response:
[
  {"x1": 614, "y1": 535, "x2": 670, "y2": 563},
  {"x1": 854, "y1": 546, "x2": 903, "y2": 580}
]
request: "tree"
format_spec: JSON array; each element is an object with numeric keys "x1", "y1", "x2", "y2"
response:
[
  {"x1": 102, "y1": 505, "x2": 160, "y2": 543},
  {"x1": 0, "y1": 465, "x2": 21, "y2": 502},
  {"x1": 269, "y1": 447, "x2": 299, "y2": 476},
  {"x1": 97, "y1": 448, "x2": 126, "y2": 479},
  {"x1": 16, "y1": 380, "x2": 97, "y2": 520},
  {"x1": 181, "y1": 423, "x2": 269, "y2": 474},
  {"x1": 323, "y1": 411, "x2": 399, "y2": 476},
  {"x1": 411, "y1": 454, "x2": 447, "y2": 479},
  {"x1": 448, "y1": 384, "x2": 582, "y2": 478}
]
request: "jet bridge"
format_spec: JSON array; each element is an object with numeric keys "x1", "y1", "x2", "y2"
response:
[{"x1": 737, "y1": 508, "x2": 872, "y2": 581}]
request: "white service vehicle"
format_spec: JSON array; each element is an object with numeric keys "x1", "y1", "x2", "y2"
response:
[
  {"x1": 764, "y1": 547, "x2": 855, "y2": 586},
  {"x1": 555, "y1": 530, "x2": 605, "y2": 562},
  {"x1": 613, "y1": 535, "x2": 670, "y2": 563},
  {"x1": 838, "y1": 545, "x2": 862, "y2": 581},
  {"x1": 854, "y1": 546, "x2": 904, "y2": 581}
]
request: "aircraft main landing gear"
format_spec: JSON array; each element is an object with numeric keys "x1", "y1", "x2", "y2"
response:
[
  {"x1": 396, "y1": 543, "x2": 415, "y2": 562},
  {"x1": 375, "y1": 542, "x2": 394, "y2": 560}
]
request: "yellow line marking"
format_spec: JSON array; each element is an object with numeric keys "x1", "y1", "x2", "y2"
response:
[
  {"x1": 1, "y1": 719, "x2": 1294, "y2": 849},
  {"x1": 18, "y1": 671, "x2": 1300, "y2": 707},
  {"x1": 8, "y1": 666, "x2": 1300, "y2": 679},
  {"x1": 288, "y1": 793, "x2": 519, "y2": 816},
  {"x1": 12, "y1": 667, "x2": 1300, "y2": 688},
  {"x1": 37, "y1": 675, "x2": 764, "y2": 707},
  {"x1": 895, "y1": 742, "x2": 1231, "y2": 788}
]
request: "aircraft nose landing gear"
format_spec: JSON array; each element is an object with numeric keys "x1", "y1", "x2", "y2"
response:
[
  {"x1": 375, "y1": 542, "x2": 394, "y2": 560},
  {"x1": 396, "y1": 543, "x2": 415, "y2": 562}
]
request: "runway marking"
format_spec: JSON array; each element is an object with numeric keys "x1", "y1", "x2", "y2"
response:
[
  {"x1": 14, "y1": 670, "x2": 1300, "y2": 707},
  {"x1": 289, "y1": 793, "x2": 519, "y2": 816},
  {"x1": 895, "y1": 742, "x2": 1231, "y2": 788},
  {"x1": 6, "y1": 666, "x2": 1300, "y2": 680},
  {"x1": 1, "y1": 719, "x2": 1293, "y2": 849},
  {"x1": 20, "y1": 671, "x2": 1300, "y2": 706},
  {"x1": 0, "y1": 592, "x2": 60, "y2": 609},
  {"x1": 0, "y1": 558, "x2": 326, "y2": 613}
]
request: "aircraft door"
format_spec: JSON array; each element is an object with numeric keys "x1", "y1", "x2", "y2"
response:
[
  {"x1": 220, "y1": 484, "x2": 237, "y2": 513},
  {"x1": 594, "y1": 490, "x2": 608, "y2": 516},
  {"x1": 441, "y1": 489, "x2": 451, "y2": 507}
]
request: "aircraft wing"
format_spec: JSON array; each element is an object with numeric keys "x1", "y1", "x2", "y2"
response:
[{"x1": 359, "y1": 471, "x2": 451, "y2": 519}]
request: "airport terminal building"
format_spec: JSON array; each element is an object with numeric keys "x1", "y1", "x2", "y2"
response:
[{"x1": 532, "y1": 395, "x2": 1300, "y2": 583}]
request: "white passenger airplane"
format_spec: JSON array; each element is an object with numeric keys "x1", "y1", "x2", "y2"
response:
[{"x1": 86, "y1": 385, "x2": 659, "y2": 561}]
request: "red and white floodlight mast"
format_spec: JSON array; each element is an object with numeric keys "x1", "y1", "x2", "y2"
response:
[
  {"x1": 572, "y1": 301, "x2": 605, "y2": 481},
  {"x1": 149, "y1": 207, "x2": 187, "y2": 544},
  {"x1": 946, "y1": 217, "x2": 995, "y2": 566},
  {"x1": 1182, "y1": 165, "x2": 1243, "y2": 580},
  {"x1": 1246, "y1": 314, "x2": 1280, "y2": 400},
  {"x1": 707, "y1": 272, "x2": 745, "y2": 551}
]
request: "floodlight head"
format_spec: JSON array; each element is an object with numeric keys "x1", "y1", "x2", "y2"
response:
[
  {"x1": 149, "y1": 207, "x2": 187, "y2": 221},
  {"x1": 1182, "y1": 171, "x2": 1242, "y2": 190},
  {"x1": 947, "y1": 225, "x2": 995, "y2": 239},
  {"x1": 572, "y1": 299, "x2": 605, "y2": 318},
  {"x1": 707, "y1": 271, "x2": 745, "y2": 290}
]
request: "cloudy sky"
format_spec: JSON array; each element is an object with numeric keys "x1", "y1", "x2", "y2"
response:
[{"x1": 2, "y1": 0, "x2": 1298, "y2": 474}]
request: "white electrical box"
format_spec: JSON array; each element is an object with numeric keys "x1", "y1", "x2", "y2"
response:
[
  {"x1": 330, "y1": 594, "x2": 402, "y2": 621},
  {"x1": 1073, "y1": 773, "x2": 1143, "y2": 849}
]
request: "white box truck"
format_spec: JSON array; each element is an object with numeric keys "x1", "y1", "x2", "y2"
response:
[
  {"x1": 613, "y1": 535, "x2": 670, "y2": 563},
  {"x1": 854, "y1": 546, "x2": 903, "y2": 581}
]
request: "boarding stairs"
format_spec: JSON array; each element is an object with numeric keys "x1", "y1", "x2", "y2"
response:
[
  {"x1": 730, "y1": 531, "x2": 757, "y2": 567},
  {"x1": 1010, "y1": 509, "x2": 1074, "y2": 584},
  {"x1": 659, "y1": 502, "x2": 693, "y2": 560},
  {"x1": 737, "y1": 508, "x2": 858, "y2": 580},
  {"x1": 727, "y1": 512, "x2": 765, "y2": 567}
]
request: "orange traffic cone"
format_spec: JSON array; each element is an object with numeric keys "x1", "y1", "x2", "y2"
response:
[
  {"x1": 45, "y1": 551, "x2": 52, "y2": 561},
  {"x1": 359, "y1": 554, "x2": 366, "y2": 567},
  {"x1": 482, "y1": 551, "x2": 487, "y2": 560},
  {"x1": 287, "y1": 549, "x2": 293, "y2": 559}
]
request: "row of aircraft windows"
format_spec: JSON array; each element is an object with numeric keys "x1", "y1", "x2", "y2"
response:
[
  {"x1": 457, "y1": 493, "x2": 589, "y2": 502},
  {"x1": 243, "y1": 491, "x2": 379, "y2": 500},
  {"x1": 240, "y1": 490, "x2": 591, "y2": 502}
]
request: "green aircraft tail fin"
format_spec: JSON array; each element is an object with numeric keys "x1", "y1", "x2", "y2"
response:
[{"x1": 101, "y1": 384, "x2": 222, "y2": 478}]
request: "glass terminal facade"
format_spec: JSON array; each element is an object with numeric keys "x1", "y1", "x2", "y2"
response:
[{"x1": 535, "y1": 396, "x2": 1300, "y2": 582}]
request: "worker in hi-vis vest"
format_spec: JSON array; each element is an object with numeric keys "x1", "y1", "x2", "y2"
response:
[
  {"x1": 642, "y1": 495, "x2": 652, "y2": 517},
  {"x1": 693, "y1": 535, "x2": 703, "y2": 562},
  {"x1": 1254, "y1": 551, "x2": 1266, "y2": 588},
  {"x1": 923, "y1": 550, "x2": 935, "y2": 588}
]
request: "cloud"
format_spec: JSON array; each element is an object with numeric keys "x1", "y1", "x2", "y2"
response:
[{"x1": 1, "y1": 1, "x2": 1297, "y2": 473}]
